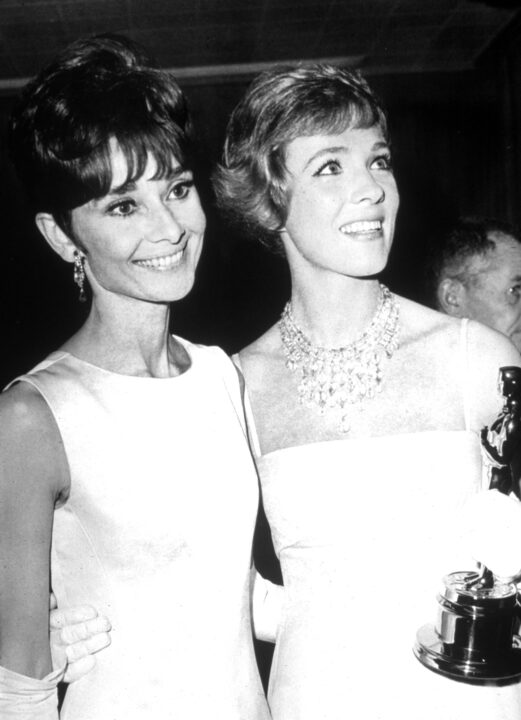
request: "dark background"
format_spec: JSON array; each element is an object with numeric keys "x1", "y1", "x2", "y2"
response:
[
  {"x1": 2, "y1": 3, "x2": 521, "y2": 689},
  {"x1": 3, "y1": 16, "x2": 521, "y2": 389}
]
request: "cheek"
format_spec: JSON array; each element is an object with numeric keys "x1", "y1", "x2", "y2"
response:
[
  {"x1": 286, "y1": 191, "x2": 330, "y2": 234},
  {"x1": 386, "y1": 183, "x2": 400, "y2": 217},
  {"x1": 186, "y1": 196, "x2": 207, "y2": 233}
]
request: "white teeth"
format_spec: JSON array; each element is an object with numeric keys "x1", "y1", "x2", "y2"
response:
[
  {"x1": 134, "y1": 249, "x2": 184, "y2": 270},
  {"x1": 340, "y1": 220, "x2": 382, "y2": 234}
]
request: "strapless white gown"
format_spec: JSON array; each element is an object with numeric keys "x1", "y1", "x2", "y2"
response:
[{"x1": 255, "y1": 430, "x2": 521, "y2": 719}]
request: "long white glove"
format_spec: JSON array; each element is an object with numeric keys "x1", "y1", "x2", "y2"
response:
[{"x1": 252, "y1": 570, "x2": 284, "y2": 643}]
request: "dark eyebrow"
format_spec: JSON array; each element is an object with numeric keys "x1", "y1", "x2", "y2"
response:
[
  {"x1": 304, "y1": 140, "x2": 390, "y2": 170},
  {"x1": 304, "y1": 146, "x2": 346, "y2": 170},
  {"x1": 108, "y1": 165, "x2": 186, "y2": 197}
]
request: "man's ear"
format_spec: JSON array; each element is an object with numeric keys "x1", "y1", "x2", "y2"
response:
[
  {"x1": 437, "y1": 277, "x2": 466, "y2": 317},
  {"x1": 35, "y1": 213, "x2": 77, "y2": 263}
]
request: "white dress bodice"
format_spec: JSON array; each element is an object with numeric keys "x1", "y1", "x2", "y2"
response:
[
  {"x1": 257, "y1": 431, "x2": 521, "y2": 719},
  {"x1": 15, "y1": 339, "x2": 270, "y2": 720}
]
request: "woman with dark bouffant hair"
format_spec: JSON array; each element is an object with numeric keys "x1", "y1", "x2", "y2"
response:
[
  {"x1": 213, "y1": 64, "x2": 521, "y2": 719},
  {"x1": 0, "y1": 35, "x2": 270, "y2": 720}
]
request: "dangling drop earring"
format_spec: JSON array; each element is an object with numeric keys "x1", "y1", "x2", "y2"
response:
[{"x1": 73, "y1": 250, "x2": 87, "y2": 303}]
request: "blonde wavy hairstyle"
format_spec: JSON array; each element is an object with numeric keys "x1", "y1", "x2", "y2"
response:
[{"x1": 213, "y1": 63, "x2": 388, "y2": 252}]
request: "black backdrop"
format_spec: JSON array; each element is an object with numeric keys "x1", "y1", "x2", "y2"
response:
[{"x1": 3, "y1": 37, "x2": 521, "y2": 388}]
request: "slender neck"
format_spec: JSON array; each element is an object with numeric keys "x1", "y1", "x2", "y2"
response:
[{"x1": 67, "y1": 295, "x2": 180, "y2": 378}]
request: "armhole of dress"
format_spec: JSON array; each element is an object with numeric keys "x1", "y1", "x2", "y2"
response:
[
  {"x1": 9, "y1": 376, "x2": 72, "y2": 506},
  {"x1": 460, "y1": 318, "x2": 472, "y2": 432},
  {"x1": 231, "y1": 353, "x2": 263, "y2": 459}
]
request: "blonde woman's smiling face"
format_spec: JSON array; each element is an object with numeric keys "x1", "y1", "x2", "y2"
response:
[{"x1": 280, "y1": 125, "x2": 399, "y2": 279}]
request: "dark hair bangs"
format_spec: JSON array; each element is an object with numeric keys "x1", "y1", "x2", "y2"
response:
[{"x1": 50, "y1": 121, "x2": 193, "y2": 215}]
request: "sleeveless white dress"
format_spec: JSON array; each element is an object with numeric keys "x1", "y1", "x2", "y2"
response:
[
  {"x1": 12, "y1": 338, "x2": 270, "y2": 720},
  {"x1": 236, "y1": 324, "x2": 521, "y2": 719}
]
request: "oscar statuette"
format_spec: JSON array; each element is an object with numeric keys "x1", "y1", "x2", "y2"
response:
[{"x1": 414, "y1": 366, "x2": 521, "y2": 683}]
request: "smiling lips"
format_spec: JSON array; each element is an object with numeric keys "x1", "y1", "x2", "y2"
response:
[
  {"x1": 340, "y1": 220, "x2": 382, "y2": 235},
  {"x1": 134, "y1": 247, "x2": 185, "y2": 270}
]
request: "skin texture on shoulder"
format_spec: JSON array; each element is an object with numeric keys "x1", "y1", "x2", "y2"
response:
[
  {"x1": 0, "y1": 383, "x2": 70, "y2": 678},
  {"x1": 463, "y1": 319, "x2": 521, "y2": 431},
  {"x1": 392, "y1": 296, "x2": 521, "y2": 431}
]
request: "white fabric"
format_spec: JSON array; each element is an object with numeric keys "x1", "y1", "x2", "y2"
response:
[
  {"x1": 252, "y1": 570, "x2": 284, "y2": 643},
  {"x1": 258, "y1": 431, "x2": 521, "y2": 720},
  {"x1": 462, "y1": 489, "x2": 521, "y2": 579},
  {"x1": 233, "y1": 320, "x2": 521, "y2": 720},
  {"x1": 14, "y1": 338, "x2": 269, "y2": 720},
  {"x1": 0, "y1": 664, "x2": 65, "y2": 719}
]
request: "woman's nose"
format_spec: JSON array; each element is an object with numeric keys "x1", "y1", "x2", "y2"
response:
[
  {"x1": 147, "y1": 203, "x2": 185, "y2": 243},
  {"x1": 349, "y1": 171, "x2": 385, "y2": 205}
]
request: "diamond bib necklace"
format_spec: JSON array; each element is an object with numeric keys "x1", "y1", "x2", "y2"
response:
[{"x1": 279, "y1": 283, "x2": 400, "y2": 432}]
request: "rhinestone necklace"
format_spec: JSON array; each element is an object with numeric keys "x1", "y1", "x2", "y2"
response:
[{"x1": 279, "y1": 283, "x2": 400, "y2": 432}]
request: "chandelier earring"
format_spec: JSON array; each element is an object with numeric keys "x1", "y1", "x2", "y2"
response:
[{"x1": 73, "y1": 250, "x2": 87, "y2": 303}]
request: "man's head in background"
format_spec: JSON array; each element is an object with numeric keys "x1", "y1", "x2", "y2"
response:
[{"x1": 432, "y1": 216, "x2": 521, "y2": 352}]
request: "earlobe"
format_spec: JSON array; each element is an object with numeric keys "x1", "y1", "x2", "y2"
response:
[
  {"x1": 35, "y1": 213, "x2": 77, "y2": 263},
  {"x1": 437, "y1": 277, "x2": 465, "y2": 317}
]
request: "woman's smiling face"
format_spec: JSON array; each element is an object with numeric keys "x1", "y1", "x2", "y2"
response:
[
  {"x1": 280, "y1": 124, "x2": 399, "y2": 280},
  {"x1": 70, "y1": 140, "x2": 206, "y2": 306}
]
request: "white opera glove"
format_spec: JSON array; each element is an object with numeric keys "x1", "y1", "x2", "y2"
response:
[
  {"x1": 252, "y1": 569, "x2": 284, "y2": 643},
  {"x1": 0, "y1": 663, "x2": 65, "y2": 719},
  {"x1": 461, "y1": 489, "x2": 521, "y2": 580}
]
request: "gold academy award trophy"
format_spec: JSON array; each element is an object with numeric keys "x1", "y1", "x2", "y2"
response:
[{"x1": 414, "y1": 366, "x2": 521, "y2": 683}]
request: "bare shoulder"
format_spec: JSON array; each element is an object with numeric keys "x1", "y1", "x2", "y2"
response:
[
  {"x1": 465, "y1": 320, "x2": 521, "y2": 426},
  {"x1": 466, "y1": 318, "x2": 521, "y2": 368},
  {"x1": 397, "y1": 295, "x2": 462, "y2": 347},
  {"x1": 0, "y1": 382, "x2": 69, "y2": 499},
  {"x1": 396, "y1": 295, "x2": 520, "y2": 426},
  {"x1": 0, "y1": 381, "x2": 53, "y2": 437}
]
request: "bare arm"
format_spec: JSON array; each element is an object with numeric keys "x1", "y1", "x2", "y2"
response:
[{"x1": 0, "y1": 384, "x2": 68, "y2": 681}]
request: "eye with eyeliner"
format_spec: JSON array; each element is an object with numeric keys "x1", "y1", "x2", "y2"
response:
[
  {"x1": 313, "y1": 158, "x2": 342, "y2": 176},
  {"x1": 313, "y1": 152, "x2": 393, "y2": 177},
  {"x1": 105, "y1": 198, "x2": 137, "y2": 217},
  {"x1": 168, "y1": 178, "x2": 194, "y2": 200},
  {"x1": 371, "y1": 153, "x2": 393, "y2": 170}
]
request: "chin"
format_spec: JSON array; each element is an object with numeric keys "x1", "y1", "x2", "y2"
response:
[
  {"x1": 345, "y1": 256, "x2": 389, "y2": 279},
  {"x1": 168, "y1": 273, "x2": 198, "y2": 302}
]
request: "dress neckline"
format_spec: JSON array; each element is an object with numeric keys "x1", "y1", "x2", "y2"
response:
[
  {"x1": 45, "y1": 334, "x2": 195, "y2": 383},
  {"x1": 257, "y1": 428, "x2": 480, "y2": 463}
]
